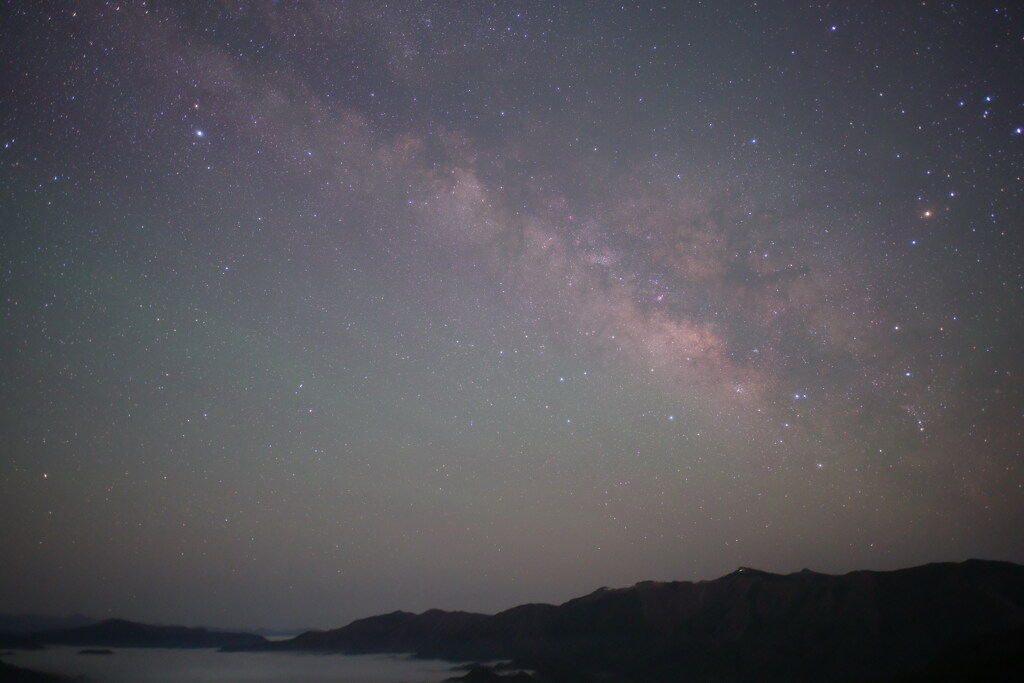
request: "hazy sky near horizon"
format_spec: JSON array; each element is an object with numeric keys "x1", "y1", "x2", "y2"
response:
[{"x1": 2, "y1": 1, "x2": 1022, "y2": 630}]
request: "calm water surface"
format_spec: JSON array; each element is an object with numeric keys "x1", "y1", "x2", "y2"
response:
[{"x1": 3, "y1": 646, "x2": 457, "y2": 682}]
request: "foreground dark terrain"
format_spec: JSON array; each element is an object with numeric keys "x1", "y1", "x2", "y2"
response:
[
  {"x1": 251, "y1": 559, "x2": 1024, "y2": 681},
  {"x1": 3, "y1": 560, "x2": 1022, "y2": 682}
]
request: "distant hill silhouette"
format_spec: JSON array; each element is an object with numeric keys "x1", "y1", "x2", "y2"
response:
[
  {"x1": 0, "y1": 615, "x2": 92, "y2": 652},
  {"x1": 240, "y1": 559, "x2": 1024, "y2": 682},
  {"x1": 33, "y1": 619, "x2": 265, "y2": 650},
  {"x1": 0, "y1": 615, "x2": 96, "y2": 637}
]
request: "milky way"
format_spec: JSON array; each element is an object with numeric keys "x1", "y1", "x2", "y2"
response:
[{"x1": 1, "y1": 1, "x2": 1022, "y2": 630}]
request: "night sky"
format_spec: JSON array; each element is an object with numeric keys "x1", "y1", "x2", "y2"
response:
[{"x1": 2, "y1": 1, "x2": 1022, "y2": 631}]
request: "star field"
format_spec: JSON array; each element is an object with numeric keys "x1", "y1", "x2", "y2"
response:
[{"x1": 1, "y1": 1, "x2": 1022, "y2": 630}]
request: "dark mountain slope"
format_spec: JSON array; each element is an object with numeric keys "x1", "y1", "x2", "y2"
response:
[
  {"x1": 259, "y1": 559, "x2": 1024, "y2": 682},
  {"x1": 282, "y1": 609, "x2": 491, "y2": 653}
]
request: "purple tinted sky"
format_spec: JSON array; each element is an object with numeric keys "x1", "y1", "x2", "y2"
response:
[{"x1": 1, "y1": 1, "x2": 1022, "y2": 630}]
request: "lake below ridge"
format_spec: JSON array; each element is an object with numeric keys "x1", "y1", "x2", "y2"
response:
[{"x1": 2, "y1": 646, "x2": 457, "y2": 682}]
